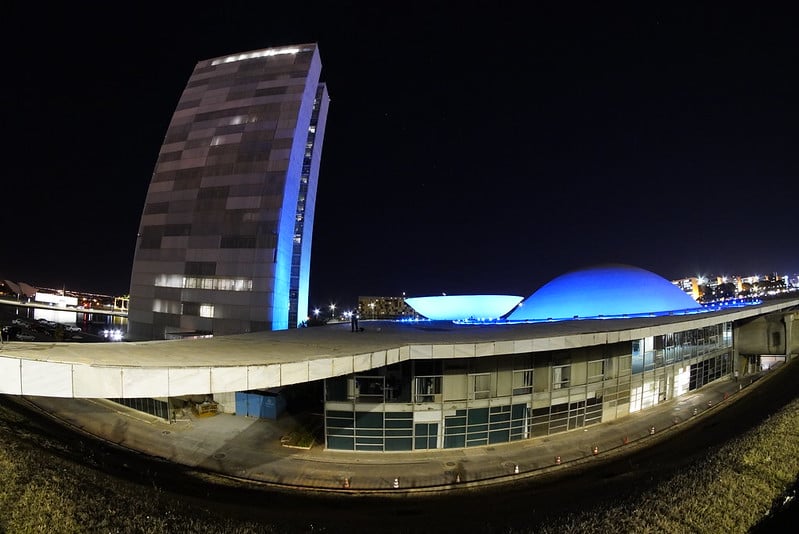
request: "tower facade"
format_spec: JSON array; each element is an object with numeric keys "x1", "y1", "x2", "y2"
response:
[{"x1": 128, "y1": 44, "x2": 330, "y2": 340}]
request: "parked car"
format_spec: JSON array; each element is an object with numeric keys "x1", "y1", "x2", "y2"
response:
[
  {"x1": 16, "y1": 333, "x2": 36, "y2": 341},
  {"x1": 65, "y1": 325, "x2": 82, "y2": 332}
]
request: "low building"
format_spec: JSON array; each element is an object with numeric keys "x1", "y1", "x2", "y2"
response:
[{"x1": 0, "y1": 265, "x2": 796, "y2": 456}]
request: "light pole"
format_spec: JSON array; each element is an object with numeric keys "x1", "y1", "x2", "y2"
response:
[{"x1": 369, "y1": 301, "x2": 375, "y2": 320}]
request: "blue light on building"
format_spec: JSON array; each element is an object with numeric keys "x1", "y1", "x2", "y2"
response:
[
  {"x1": 405, "y1": 295, "x2": 523, "y2": 321},
  {"x1": 506, "y1": 264, "x2": 703, "y2": 322}
]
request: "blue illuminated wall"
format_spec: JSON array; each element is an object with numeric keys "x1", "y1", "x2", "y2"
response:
[{"x1": 507, "y1": 264, "x2": 702, "y2": 321}]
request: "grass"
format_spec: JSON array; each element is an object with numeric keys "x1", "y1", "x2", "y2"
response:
[
  {"x1": 525, "y1": 396, "x2": 799, "y2": 534},
  {"x1": 280, "y1": 412, "x2": 323, "y2": 449},
  {"x1": 0, "y1": 404, "x2": 271, "y2": 534},
  {"x1": 0, "y1": 395, "x2": 797, "y2": 532},
  {"x1": 280, "y1": 428, "x2": 316, "y2": 449}
]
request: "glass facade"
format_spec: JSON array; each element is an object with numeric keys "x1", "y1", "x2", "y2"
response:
[{"x1": 324, "y1": 321, "x2": 733, "y2": 451}]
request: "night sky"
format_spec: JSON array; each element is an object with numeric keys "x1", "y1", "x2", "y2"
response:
[{"x1": 3, "y1": 4, "x2": 797, "y2": 310}]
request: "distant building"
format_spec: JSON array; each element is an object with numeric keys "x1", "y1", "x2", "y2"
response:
[
  {"x1": 357, "y1": 296, "x2": 418, "y2": 320},
  {"x1": 672, "y1": 277, "x2": 700, "y2": 301},
  {"x1": 128, "y1": 44, "x2": 330, "y2": 340},
  {"x1": 34, "y1": 292, "x2": 78, "y2": 308}
]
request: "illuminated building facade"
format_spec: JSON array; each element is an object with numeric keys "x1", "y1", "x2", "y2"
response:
[
  {"x1": 128, "y1": 44, "x2": 330, "y2": 340},
  {"x1": 322, "y1": 265, "x2": 757, "y2": 451},
  {"x1": 323, "y1": 320, "x2": 735, "y2": 451}
]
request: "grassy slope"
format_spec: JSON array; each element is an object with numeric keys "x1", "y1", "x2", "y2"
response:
[
  {"x1": 531, "y1": 397, "x2": 799, "y2": 534},
  {"x1": 0, "y1": 396, "x2": 797, "y2": 533}
]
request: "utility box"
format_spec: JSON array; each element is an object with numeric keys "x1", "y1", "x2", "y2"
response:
[{"x1": 235, "y1": 390, "x2": 287, "y2": 420}]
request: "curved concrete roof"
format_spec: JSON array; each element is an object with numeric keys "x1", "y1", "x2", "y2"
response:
[
  {"x1": 0, "y1": 299, "x2": 795, "y2": 399},
  {"x1": 508, "y1": 264, "x2": 702, "y2": 321}
]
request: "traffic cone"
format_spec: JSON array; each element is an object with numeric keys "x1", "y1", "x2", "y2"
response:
[
  {"x1": 514, "y1": 464, "x2": 519, "y2": 474},
  {"x1": 649, "y1": 425, "x2": 655, "y2": 435},
  {"x1": 592, "y1": 445, "x2": 598, "y2": 456},
  {"x1": 623, "y1": 436, "x2": 629, "y2": 445},
  {"x1": 343, "y1": 477, "x2": 350, "y2": 489},
  {"x1": 555, "y1": 455, "x2": 561, "y2": 465},
  {"x1": 393, "y1": 477, "x2": 399, "y2": 489},
  {"x1": 455, "y1": 473, "x2": 461, "y2": 483}
]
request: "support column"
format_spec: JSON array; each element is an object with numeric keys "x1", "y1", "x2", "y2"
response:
[
  {"x1": 785, "y1": 312, "x2": 794, "y2": 360},
  {"x1": 732, "y1": 324, "x2": 746, "y2": 377}
]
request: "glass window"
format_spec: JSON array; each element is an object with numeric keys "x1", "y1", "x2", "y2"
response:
[
  {"x1": 355, "y1": 376, "x2": 385, "y2": 402},
  {"x1": 632, "y1": 340, "x2": 644, "y2": 374},
  {"x1": 587, "y1": 360, "x2": 604, "y2": 383},
  {"x1": 512, "y1": 369, "x2": 533, "y2": 395},
  {"x1": 553, "y1": 365, "x2": 570, "y2": 389},
  {"x1": 469, "y1": 373, "x2": 491, "y2": 399},
  {"x1": 414, "y1": 376, "x2": 442, "y2": 403}
]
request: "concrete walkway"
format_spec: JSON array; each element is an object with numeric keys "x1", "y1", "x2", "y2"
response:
[{"x1": 23, "y1": 371, "x2": 773, "y2": 495}]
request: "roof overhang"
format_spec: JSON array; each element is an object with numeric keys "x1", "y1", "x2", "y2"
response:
[{"x1": 1, "y1": 298, "x2": 796, "y2": 398}]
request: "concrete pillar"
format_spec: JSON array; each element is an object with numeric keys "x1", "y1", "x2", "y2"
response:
[
  {"x1": 732, "y1": 324, "x2": 746, "y2": 377},
  {"x1": 785, "y1": 312, "x2": 795, "y2": 359}
]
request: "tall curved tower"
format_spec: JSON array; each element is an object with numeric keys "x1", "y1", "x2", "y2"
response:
[{"x1": 128, "y1": 44, "x2": 330, "y2": 340}]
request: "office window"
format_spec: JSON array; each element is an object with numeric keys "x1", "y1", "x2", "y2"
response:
[
  {"x1": 512, "y1": 369, "x2": 533, "y2": 395},
  {"x1": 553, "y1": 365, "x2": 570, "y2": 389},
  {"x1": 414, "y1": 376, "x2": 442, "y2": 403},
  {"x1": 470, "y1": 373, "x2": 491, "y2": 400},
  {"x1": 587, "y1": 360, "x2": 605, "y2": 383}
]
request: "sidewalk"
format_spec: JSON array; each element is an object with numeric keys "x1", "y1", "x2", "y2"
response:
[{"x1": 24, "y1": 370, "x2": 772, "y2": 495}]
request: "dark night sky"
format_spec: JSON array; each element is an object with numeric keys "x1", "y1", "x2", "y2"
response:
[{"x1": 2, "y1": 3, "x2": 797, "y2": 310}]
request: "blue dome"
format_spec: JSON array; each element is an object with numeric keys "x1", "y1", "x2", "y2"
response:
[
  {"x1": 405, "y1": 295, "x2": 523, "y2": 321},
  {"x1": 506, "y1": 264, "x2": 702, "y2": 321}
]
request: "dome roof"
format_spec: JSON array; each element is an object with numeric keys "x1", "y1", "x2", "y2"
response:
[
  {"x1": 506, "y1": 264, "x2": 702, "y2": 322},
  {"x1": 405, "y1": 295, "x2": 523, "y2": 321}
]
